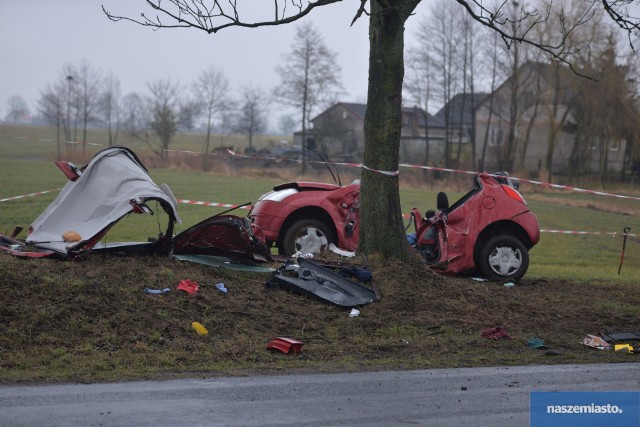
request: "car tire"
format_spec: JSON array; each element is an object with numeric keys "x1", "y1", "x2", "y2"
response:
[
  {"x1": 477, "y1": 234, "x2": 529, "y2": 282},
  {"x1": 282, "y1": 219, "x2": 335, "y2": 256}
]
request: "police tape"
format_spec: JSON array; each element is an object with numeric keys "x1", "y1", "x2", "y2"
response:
[
  {"x1": 3, "y1": 134, "x2": 640, "y2": 202},
  {"x1": 223, "y1": 148, "x2": 640, "y2": 201},
  {"x1": 2, "y1": 187, "x2": 635, "y2": 239},
  {"x1": 540, "y1": 229, "x2": 638, "y2": 237},
  {"x1": 175, "y1": 199, "x2": 251, "y2": 209},
  {"x1": 0, "y1": 189, "x2": 61, "y2": 203},
  {"x1": 0, "y1": 189, "x2": 252, "y2": 211}
]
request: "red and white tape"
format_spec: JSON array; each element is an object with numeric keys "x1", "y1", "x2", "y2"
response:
[
  {"x1": 0, "y1": 189, "x2": 60, "y2": 203},
  {"x1": 175, "y1": 199, "x2": 251, "y2": 210},
  {"x1": 540, "y1": 229, "x2": 637, "y2": 237},
  {"x1": 3, "y1": 134, "x2": 640, "y2": 201},
  {"x1": 2, "y1": 188, "x2": 634, "y2": 239}
]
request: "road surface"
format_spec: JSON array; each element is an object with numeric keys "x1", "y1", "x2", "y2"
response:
[{"x1": 1, "y1": 363, "x2": 639, "y2": 426}]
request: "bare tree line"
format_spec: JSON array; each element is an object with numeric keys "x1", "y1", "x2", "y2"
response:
[
  {"x1": 4, "y1": 21, "x2": 343, "y2": 171},
  {"x1": 6, "y1": 1, "x2": 639, "y2": 183},
  {"x1": 405, "y1": 0, "x2": 640, "y2": 184},
  {"x1": 31, "y1": 61, "x2": 270, "y2": 163}
]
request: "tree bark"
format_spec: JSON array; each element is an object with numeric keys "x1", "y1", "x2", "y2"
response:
[{"x1": 359, "y1": 0, "x2": 418, "y2": 259}]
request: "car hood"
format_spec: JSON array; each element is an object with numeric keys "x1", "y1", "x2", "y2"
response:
[{"x1": 273, "y1": 182, "x2": 342, "y2": 192}]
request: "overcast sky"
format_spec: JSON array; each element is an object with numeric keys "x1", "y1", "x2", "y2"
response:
[{"x1": 0, "y1": 0, "x2": 433, "y2": 129}]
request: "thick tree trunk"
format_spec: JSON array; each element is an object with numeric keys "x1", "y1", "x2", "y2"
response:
[{"x1": 359, "y1": 1, "x2": 417, "y2": 259}]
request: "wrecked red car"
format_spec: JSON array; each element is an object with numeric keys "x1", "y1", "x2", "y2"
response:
[
  {"x1": 410, "y1": 172, "x2": 540, "y2": 281},
  {"x1": 249, "y1": 172, "x2": 540, "y2": 281},
  {"x1": 248, "y1": 180, "x2": 360, "y2": 255},
  {"x1": 1, "y1": 146, "x2": 270, "y2": 264}
]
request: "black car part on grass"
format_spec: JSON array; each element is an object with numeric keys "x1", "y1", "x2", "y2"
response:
[{"x1": 268, "y1": 258, "x2": 378, "y2": 307}]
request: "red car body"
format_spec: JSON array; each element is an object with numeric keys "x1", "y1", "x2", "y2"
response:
[
  {"x1": 249, "y1": 172, "x2": 540, "y2": 281},
  {"x1": 411, "y1": 173, "x2": 540, "y2": 280},
  {"x1": 249, "y1": 181, "x2": 361, "y2": 254}
]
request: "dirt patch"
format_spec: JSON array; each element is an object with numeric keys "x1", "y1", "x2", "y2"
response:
[{"x1": 1, "y1": 252, "x2": 638, "y2": 384}]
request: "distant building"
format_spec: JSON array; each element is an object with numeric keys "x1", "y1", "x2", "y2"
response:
[
  {"x1": 474, "y1": 61, "x2": 628, "y2": 174},
  {"x1": 294, "y1": 102, "x2": 446, "y2": 164}
]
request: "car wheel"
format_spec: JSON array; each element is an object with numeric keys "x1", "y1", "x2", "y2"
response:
[
  {"x1": 477, "y1": 235, "x2": 529, "y2": 281},
  {"x1": 282, "y1": 219, "x2": 334, "y2": 256}
]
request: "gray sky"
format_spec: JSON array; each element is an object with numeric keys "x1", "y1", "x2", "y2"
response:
[{"x1": 0, "y1": 0, "x2": 431, "y2": 129}]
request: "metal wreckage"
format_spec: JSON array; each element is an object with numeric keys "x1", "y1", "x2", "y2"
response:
[
  {"x1": 1, "y1": 145, "x2": 540, "y2": 307},
  {"x1": 0, "y1": 146, "x2": 377, "y2": 308}
]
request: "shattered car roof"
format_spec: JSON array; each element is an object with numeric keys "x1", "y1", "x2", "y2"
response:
[{"x1": 26, "y1": 146, "x2": 181, "y2": 255}]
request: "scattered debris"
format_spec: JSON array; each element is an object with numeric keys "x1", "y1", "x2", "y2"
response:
[
  {"x1": 527, "y1": 337, "x2": 547, "y2": 349},
  {"x1": 329, "y1": 243, "x2": 356, "y2": 257},
  {"x1": 215, "y1": 283, "x2": 228, "y2": 294},
  {"x1": 173, "y1": 254, "x2": 274, "y2": 272},
  {"x1": 172, "y1": 215, "x2": 272, "y2": 264},
  {"x1": 349, "y1": 308, "x2": 360, "y2": 317},
  {"x1": 266, "y1": 337, "x2": 303, "y2": 354},
  {"x1": 480, "y1": 327, "x2": 512, "y2": 340},
  {"x1": 503, "y1": 282, "x2": 515, "y2": 287},
  {"x1": 614, "y1": 344, "x2": 634, "y2": 353},
  {"x1": 601, "y1": 330, "x2": 640, "y2": 343},
  {"x1": 582, "y1": 334, "x2": 611, "y2": 350},
  {"x1": 471, "y1": 277, "x2": 488, "y2": 282},
  {"x1": 143, "y1": 288, "x2": 171, "y2": 295},
  {"x1": 177, "y1": 279, "x2": 199, "y2": 294},
  {"x1": 191, "y1": 322, "x2": 208, "y2": 336},
  {"x1": 338, "y1": 266, "x2": 372, "y2": 282},
  {"x1": 268, "y1": 258, "x2": 378, "y2": 307}
]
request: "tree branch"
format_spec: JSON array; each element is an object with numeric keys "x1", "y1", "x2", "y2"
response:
[
  {"x1": 351, "y1": 0, "x2": 369, "y2": 26},
  {"x1": 454, "y1": 0, "x2": 602, "y2": 80},
  {"x1": 102, "y1": 0, "x2": 344, "y2": 34},
  {"x1": 601, "y1": 0, "x2": 640, "y2": 52}
]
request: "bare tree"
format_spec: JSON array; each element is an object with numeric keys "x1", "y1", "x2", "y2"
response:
[
  {"x1": 418, "y1": 0, "x2": 461, "y2": 168},
  {"x1": 126, "y1": 80, "x2": 187, "y2": 160},
  {"x1": 60, "y1": 64, "x2": 76, "y2": 144},
  {"x1": 103, "y1": 0, "x2": 640, "y2": 260},
  {"x1": 75, "y1": 60, "x2": 103, "y2": 155},
  {"x1": 278, "y1": 114, "x2": 297, "y2": 136},
  {"x1": 5, "y1": 95, "x2": 30, "y2": 123},
  {"x1": 100, "y1": 72, "x2": 122, "y2": 146},
  {"x1": 571, "y1": 34, "x2": 639, "y2": 184},
  {"x1": 274, "y1": 21, "x2": 343, "y2": 172},
  {"x1": 192, "y1": 66, "x2": 234, "y2": 168},
  {"x1": 37, "y1": 84, "x2": 65, "y2": 160},
  {"x1": 235, "y1": 84, "x2": 269, "y2": 152},
  {"x1": 405, "y1": 38, "x2": 433, "y2": 169},
  {"x1": 121, "y1": 92, "x2": 146, "y2": 132}
]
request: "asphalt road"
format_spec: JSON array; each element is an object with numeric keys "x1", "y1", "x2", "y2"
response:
[{"x1": 1, "y1": 363, "x2": 639, "y2": 426}]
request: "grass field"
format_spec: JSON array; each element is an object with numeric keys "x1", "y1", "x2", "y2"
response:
[
  {"x1": 2, "y1": 124, "x2": 640, "y2": 384},
  {"x1": 2, "y1": 124, "x2": 639, "y2": 284}
]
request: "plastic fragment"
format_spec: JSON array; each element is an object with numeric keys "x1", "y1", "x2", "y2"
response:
[
  {"x1": 191, "y1": 322, "x2": 208, "y2": 336},
  {"x1": 177, "y1": 279, "x2": 199, "y2": 294},
  {"x1": 215, "y1": 283, "x2": 228, "y2": 294},
  {"x1": 144, "y1": 288, "x2": 171, "y2": 294}
]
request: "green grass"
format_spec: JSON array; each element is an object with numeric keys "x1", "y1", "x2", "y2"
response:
[
  {"x1": 2, "y1": 124, "x2": 640, "y2": 384},
  {"x1": 2, "y1": 124, "x2": 640, "y2": 285}
]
